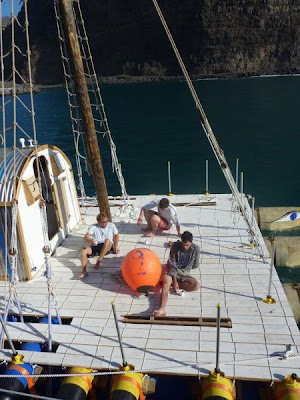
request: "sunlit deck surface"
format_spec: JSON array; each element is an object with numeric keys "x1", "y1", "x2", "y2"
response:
[{"x1": 1, "y1": 194, "x2": 300, "y2": 381}]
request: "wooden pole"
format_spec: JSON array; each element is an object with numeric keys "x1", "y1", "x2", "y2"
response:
[{"x1": 60, "y1": 0, "x2": 111, "y2": 218}]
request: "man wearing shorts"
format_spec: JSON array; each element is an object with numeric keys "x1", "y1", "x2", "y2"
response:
[
  {"x1": 79, "y1": 213, "x2": 119, "y2": 279},
  {"x1": 153, "y1": 231, "x2": 200, "y2": 317},
  {"x1": 137, "y1": 197, "x2": 181, "y2": 237}
]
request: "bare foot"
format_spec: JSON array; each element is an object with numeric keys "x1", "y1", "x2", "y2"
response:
[
  {"x1": 94, "y1": 260, "x2": 101, "y2": 269},
  {"x1": 144, "y1": 232, "x2": 154, "y2": 238},
  {"x1": 153, "y1": 308, "x2": 166, "y2": 318},
  {"x1": 78, "y1": 271, "x2": 88, "y2": 280},
  {"x1": 141, "y1": 226, "x2": 151, "y2": 232}
]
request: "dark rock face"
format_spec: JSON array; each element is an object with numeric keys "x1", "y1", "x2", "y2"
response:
[{"x1": 4, "y1": 0, "x2": 300, "y2": 84}]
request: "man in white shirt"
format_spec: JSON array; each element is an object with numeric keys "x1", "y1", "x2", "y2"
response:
[
  {"x1": 79, "y1": 213, "x2": 119, "y2": 279},
  {"x1": 137, "y1": 198, "x2": 181, "y2": 238}
]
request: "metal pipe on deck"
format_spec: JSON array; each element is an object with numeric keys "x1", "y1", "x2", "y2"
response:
[
  {"x1": 167, "y1": 161, "x2": 173, "y2": 196},
  {"x1": 263, "y1": 237, "x2": 276, "y2": 304},
  {"x1": 205, "y1": 159, "x2": 209, "y2": 195}
]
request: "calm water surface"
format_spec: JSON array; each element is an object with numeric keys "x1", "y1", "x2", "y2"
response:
[
  {"x1": 4, "y1": 75, "x2": 300, "y2": 205},
  {"x1": 3, "y1": 76, "x2": 300, "y2": 281}
]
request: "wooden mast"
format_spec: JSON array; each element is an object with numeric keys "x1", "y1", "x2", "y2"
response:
[{"x1": 60, "y1": 0, "x2": 111, "y2": 218}]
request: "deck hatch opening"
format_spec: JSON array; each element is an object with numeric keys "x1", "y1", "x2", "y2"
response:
[
  {"x1": 6, "y1": 315, "x2": 73, "y2": 325},
  {"x1": 122, "y1": 315, "x2": 232, "y2": 328},
  {"x1": 3, "y1": 340, "x2": 60, "y2": 353}
]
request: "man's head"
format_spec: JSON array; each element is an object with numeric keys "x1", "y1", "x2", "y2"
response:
[
  {"x1": 96, "y1": 213, "x2": 109, "y2": 227},
  {"x1": 181, "y1": 231, "x2": 193, "y2": 250},
  {"x1": 159, "y1": 198, "x2": 170, "y2": 210}
]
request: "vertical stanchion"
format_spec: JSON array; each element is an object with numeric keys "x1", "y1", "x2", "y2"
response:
[
  {"x1": 240, "y1": 172, "x2": 244, "y2": 202},
  {"x1": 215, "y1": 303, "x2": 221, "y2": 373},
  {"x1": 235, "y1": 158, "x2": 239, "y2": 187},
  {"x1": 263, "y1": 237, "x2": 276, "y2": 304},
  {"x1": 167, "y1": 161, "x2": 173, "y2": 196},
  {"x1": 0, "y1": 314, "x2": 18, "y2": 357},
  {"x1": 204, "y1": 159, "x2": 209, "y2": 195},
  {"x1": 251, "y1": 196, "x2": 255, "y2": 227},
  {"x1": 111, "y1": 301, "x2": 127, "y2": 367}
]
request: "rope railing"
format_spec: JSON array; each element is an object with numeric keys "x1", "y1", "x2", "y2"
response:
[
  {"x1": 0, "y1": 0, "x2": 63, "y2": 354},
  {"x1": 73, "y1": 0, "x2": 128, "y2": 200},
  {"x1": 0, "y1": 350, "x2": 298, "y2": 379},
  {"x1": 53, "y1": 0, "x2": 87, "y2": 202}
]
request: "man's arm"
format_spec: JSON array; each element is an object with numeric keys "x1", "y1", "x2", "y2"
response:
[
  {"x1": 167, "y1": 244, "x2": 178, "y2": 277},
  {"x1": 192, "y1": 245, "x2": 200, "y2": 269},
  {"x1": 137, "y1": 200, "x2": 158, "y2": 225},
  {"x1": 137, "y1": 208, "x2": 145, "y2": 226},
  {"x1": 84, "y1": 231, "x2": 97, "y2": 246},
  {"x1": 171, "y1": 206, "x2": 181, "y2": 237},
  {"x1": 113, "y1": 233, "x2": 120, "y2": 254}
]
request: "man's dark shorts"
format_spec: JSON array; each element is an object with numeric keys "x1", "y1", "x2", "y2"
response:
[{"x1": 87, "y1": 243, "x2": 114, "y2": 258}]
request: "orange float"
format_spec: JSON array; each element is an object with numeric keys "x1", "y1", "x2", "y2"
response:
[{"x1": 121, "y1": 248, "x2": 161, "y2": 293}]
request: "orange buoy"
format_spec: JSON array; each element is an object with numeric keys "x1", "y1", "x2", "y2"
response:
[{"x1": 121, "y1": 248, "x2": 161, "y2": 293}]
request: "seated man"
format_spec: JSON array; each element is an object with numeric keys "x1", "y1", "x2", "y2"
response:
[
  {"x1": 137, "y1": 197, "x2": 181, "y2": 238},
  {"x1": 153, "y1": 231, "x2": 200, "y2": 317},
  {"x1": 79, "y1": 213, "x2": 119, "y2": 279}
]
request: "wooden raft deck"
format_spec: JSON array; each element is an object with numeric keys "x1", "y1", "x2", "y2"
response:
[{"x1": 1, "y1": 194, "x2": 300, "y2": 381}]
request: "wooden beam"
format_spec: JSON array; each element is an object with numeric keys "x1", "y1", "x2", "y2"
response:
[
  {"x1": 122, "y1": 314, "x2": 232, "y2": 328},
  {"x1": 60, "y1": 0, "x2": 111, "y2": 219}
]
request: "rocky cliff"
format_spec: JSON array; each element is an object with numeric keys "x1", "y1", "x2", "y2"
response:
[{"x1": 4, "y1": 0, "x2": 300, "y2": 84}]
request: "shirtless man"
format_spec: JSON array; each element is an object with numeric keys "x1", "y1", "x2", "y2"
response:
[
  {"x1": 137, "y1": 197, "x2": 181, "y2": 238},
  {"x1": 153, "y1": 231, "x2": 200, "y2": 317},
  {"x1": 79, "y1": 213, "x2": 119, "y2": 279}
]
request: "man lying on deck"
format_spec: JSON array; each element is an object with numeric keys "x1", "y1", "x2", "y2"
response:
[
  {"x1": 153, "y1": 231, "x2": 200, "y2": 317},
  {"x1": 78, "y1": 213, "x2": 120, "y2": 279},
  {"x1": 137, "y1": 197, "x2": 181, "y2": 238}
]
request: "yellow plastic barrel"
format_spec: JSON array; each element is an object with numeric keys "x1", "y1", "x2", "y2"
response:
[
  {"x1": 110, "y1": 372, "x2": 144, "y2": 400},
  {"x1": 275, "y1": 374, "x2": 300, "y2": 400},
  {"x1": 202, "y1": 371, "x2": 234, "y2": 400},
  {"x1": 57, "y1": 367, "x2": 94, "y2": 400}
]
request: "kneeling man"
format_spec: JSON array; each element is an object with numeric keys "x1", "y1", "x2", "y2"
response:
[
  {"x1": 154, "y1": 231, "x2": 200, "y2": 317},
  {"x1": 137, "y1": 197, "x2": 181, "y2": 238},
  {"x1": 79, "y1": 213, "x2": 119, "y2": 279}
]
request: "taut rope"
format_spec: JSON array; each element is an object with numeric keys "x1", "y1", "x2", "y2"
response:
[{"x1": 152, "y1": 0, "x2": 265, "y2": 261}]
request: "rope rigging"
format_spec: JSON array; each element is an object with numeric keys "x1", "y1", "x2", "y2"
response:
[
  {"x1": 152, "y1": 0, "x2": 265, "y2": 261},
  {"x1": 53, "y1": 0, "x2": 128, "y2": 202},
  {"x1": 0, "y1": 0, "x2": 62, "y2": 353}
]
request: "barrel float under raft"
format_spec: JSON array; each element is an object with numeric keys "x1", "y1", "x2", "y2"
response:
[
  {"x1": 255, "y1": 207, "x2": 300, "y2": 231},
  {"x1": 0, "y1": 345, "x2": 41, "y2": 400},
  {"x1": 122, "y1": 248, "x2": 161, "y2": 293},
  {"x1": 274, "y1": 373, "x2": 300, "y2": 400},
  {"x1": 110, "y1": 372, "x2": 144, "y2": 400},
  {"x1": 57, "y1": 367, "x2": 94, "y2": 400},
  {"x1": 264, "y1": 237, "x2": 300, "y2": 267},
  {"x1": 201, "y1": 371, "x2": 235, "y2": 400},
  {"x1": 282, "y1": 284, "x2": 300, "y2": 324}
]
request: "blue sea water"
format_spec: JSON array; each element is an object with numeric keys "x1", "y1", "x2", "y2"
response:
[
  {"x1": 2, "y1": 76, "x2": 300, "y2": 283},
  {"x1": 3, "y1": 75, "x2": 300, "y2": 205}
]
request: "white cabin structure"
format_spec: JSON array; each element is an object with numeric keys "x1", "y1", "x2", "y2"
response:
[{"x1": 0, "y1": 144, "x2": 81, "y2": 280}]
